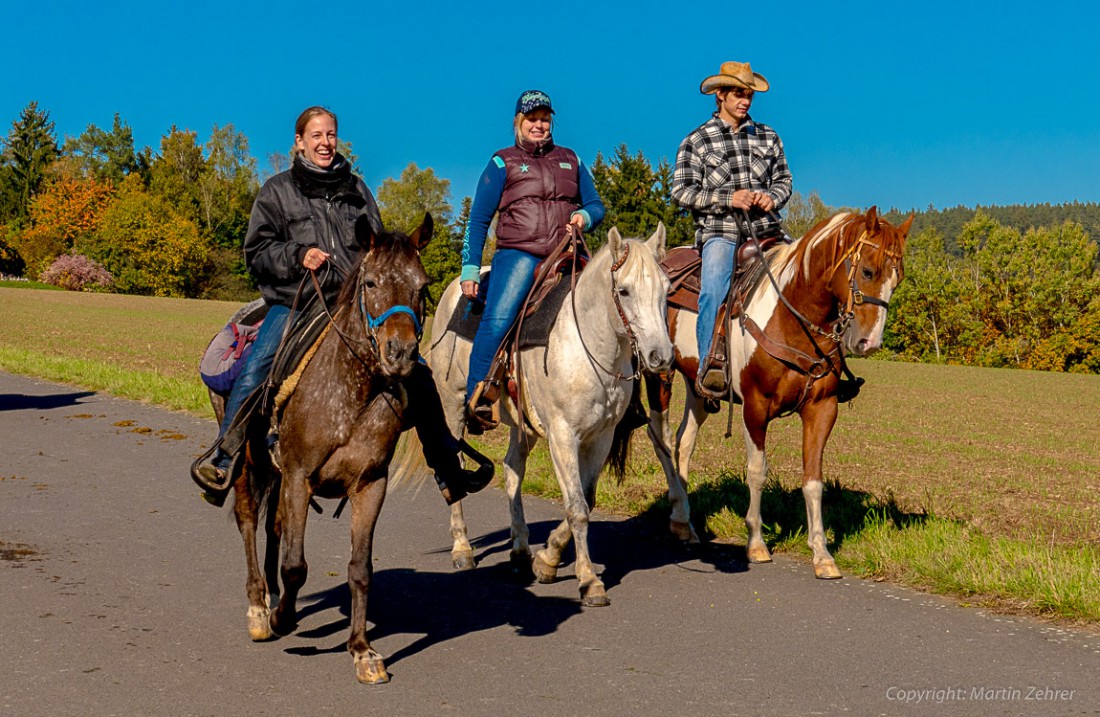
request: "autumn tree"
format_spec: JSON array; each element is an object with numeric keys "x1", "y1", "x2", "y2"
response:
[
  {"x1": 148, "y1": 126, "x2": 205, "y2": 226},
  {"x1": 784, "y1": 190, "x2": 837, "y2": 238},
  {"x1": 376, "y1": 162, "x2": 460, "y2": 311},
  {"x1": 11, "y1": 174, "x2": 115, "y2": 273},
  {"x1": 78, "y1": 174, "x2": 208, "y2": 297}
]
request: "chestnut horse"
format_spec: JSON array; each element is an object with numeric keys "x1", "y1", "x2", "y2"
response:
[
  {"x1": 645, "y1": 207, "x2": 911, "y2": 578},
  {"x1": 212, "y1": 215, "x2": 435, "y2": 684}
]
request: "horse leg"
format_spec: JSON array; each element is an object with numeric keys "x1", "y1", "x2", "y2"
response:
[
  {"x1": 537, "y1": 426, "x2": 608, "y2": 607},
  {"x1": 232, "y1": 467, "x2": 273, "y2": 641},
  {"x1": 504, "y1": 425, "x2": 535, "y2": 577},
  {"x1": 800, "y1": 399, "x2": 842, "y2": 579},
  {"x1": 645, "y1": 374, "x2": 699, "y2": 544},
  {"x1": 347, "y1": 475, "x2": 390, "y2": 684},
  {"x1": 444, "y1": 408, "x2": 476, "y2": 571},
  {"x1": 741, "y1": 400, "x2": 773, "y2": 565},
  {"x1": 270, "y1": 469, "x2": 311, "y2": 637}
]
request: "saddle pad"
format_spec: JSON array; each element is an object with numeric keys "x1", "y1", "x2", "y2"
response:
[
  {"x1": 441, "y1": 277, "x2": 572, "y2": 351},
  {"x1": 444, "y1": 295, "x2": 485, "y2": 343},
  {"x1": 517, "y1": 275, "x2": 571, "y2": 350}
]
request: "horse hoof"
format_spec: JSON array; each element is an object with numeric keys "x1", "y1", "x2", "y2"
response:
[
  {"x1": 532, "y1": 554, "x2": 558, "y2": 584},
  {"x1": 452, "y1": 552, "x2": 477, "y2": 571},
  {"x1": 269, "y1": 613, "x2": 296, "y2": 638},
  {"x1": 746, "y1": 544, "x2": 773, "y2": 564},
  {"x1": 247, "y1": 606, "x2": 273, "y2": 641},
  {"x1": 509, "y1": 551, "x2": 534, "y2": 581},
  {"x1": 814, "y1": 561, "x2": 843, "y2": 580},
  {"x1": 670, "y1": 520, "x2": 700, "y2": 544},
  {"x1": 580, "y1": 584, "x2": 610, "y2": 607},
  {"x1": 354, "y1": 651, "x2": 390, "y2": 685}
]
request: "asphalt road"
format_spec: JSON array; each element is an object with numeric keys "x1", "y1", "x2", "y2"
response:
[{"x1": 1, "y1": 370, "x2": 1097, "y2": 717}]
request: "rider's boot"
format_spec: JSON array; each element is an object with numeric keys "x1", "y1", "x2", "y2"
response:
[
  {"x1": 407, "y1": 362, "x2": 495, "y2": 504},
  {"x1": 191, "y1": 448, "x2": 235, "y2": 507}
]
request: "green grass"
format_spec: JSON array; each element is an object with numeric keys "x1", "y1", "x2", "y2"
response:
[{"x1": 3, "y1": 285, "x2": 1099, "y2": 624}]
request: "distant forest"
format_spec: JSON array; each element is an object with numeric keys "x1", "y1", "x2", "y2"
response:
[{"x1": 883, "y1": 202, "x2": 1100, "y2": 257}]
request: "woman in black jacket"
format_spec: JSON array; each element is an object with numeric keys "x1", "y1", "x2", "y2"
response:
[{"x1": 193, "y1": 106, "x2": 490, "y2": 506}]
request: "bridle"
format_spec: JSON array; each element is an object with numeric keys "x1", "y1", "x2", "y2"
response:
[
  {"x1": 570, "y1": 229, "x2": 644, "y2": 381},
  {"x1": 828, "y1": 229, "x2": 901, "y2": 337},
  {"x1": 308, "y1": 255, "x2": 424, "y2": 367}
]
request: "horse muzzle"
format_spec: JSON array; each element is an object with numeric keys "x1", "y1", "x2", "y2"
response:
[{"x1": 378, "y1": 337, "x2": 420, "y2": 378}]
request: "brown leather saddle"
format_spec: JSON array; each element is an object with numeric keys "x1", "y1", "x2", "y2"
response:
[{"x1": 661, "y1": 234, "x2": 788, "y2": 314}]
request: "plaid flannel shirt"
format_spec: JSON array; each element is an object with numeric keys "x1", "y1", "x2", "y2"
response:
[{"x1": 671, "y1": 113, "x2": 793, "y2": 247}]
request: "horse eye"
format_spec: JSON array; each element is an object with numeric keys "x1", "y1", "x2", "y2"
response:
[
  {"x1": 861, "y1": 267, "x2": 874, "y2": 280},
  {"x1": 364, "y1": 279, "x2": 377, "y2": 289},
  {"x1": 618, "y1": 287, "x2": 630, "y2": 297}
]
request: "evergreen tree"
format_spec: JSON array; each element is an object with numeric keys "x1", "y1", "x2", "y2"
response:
[
  {"x1": 62, "y1": 113, "x2": 148, "y2": 184},
  {"x1": 0, "y1": 101, "x2": 60, "y2": 222}
]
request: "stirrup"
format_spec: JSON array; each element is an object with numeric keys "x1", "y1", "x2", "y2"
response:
[
  {"x1": 465, "y1": 382, "x2": 500, "y2": 435},
  {"x1": 695, "y1": 359, "x2": 728, "y2": 401}
]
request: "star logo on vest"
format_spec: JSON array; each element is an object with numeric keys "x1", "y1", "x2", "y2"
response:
[{"x1": 519, "y1": 163, "x2": 530, "y2": 173}]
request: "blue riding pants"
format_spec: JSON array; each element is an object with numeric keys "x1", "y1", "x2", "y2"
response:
[
  {"x1": 217, "y1": 303, "x2": 291, "y2": 446},
  {"x1": 696, "y1": 236, "x2": 738, "y2": 363},
  {"x1": 465, "y1": 248, "x2": 540, "y2": 401}
]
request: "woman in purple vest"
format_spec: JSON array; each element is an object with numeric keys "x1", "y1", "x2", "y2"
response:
[{"x1": 460, "y1": 90, "x2": 606, "y2": 432}]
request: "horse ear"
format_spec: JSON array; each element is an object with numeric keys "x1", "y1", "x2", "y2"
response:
[
  {"x1": 647, "y1": 222, "x2": 668, "y2": 260},
  {"x1": 898, "y1": 214, "x2": 915, "y2": 238},
  {"x1": 357, "y1": 214, "x2": 382, "y2": 251},
  {"x1": 408, "y1": 212, "x2": 433, "y2": 251},
  {"x1": 865, "y1": 205, "x2": 880, "y2": 232},
  {"x1": 608, "y1": 226, "x2": 623, "y2": 258}
]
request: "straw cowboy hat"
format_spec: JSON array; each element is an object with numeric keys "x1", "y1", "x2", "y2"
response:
[{"x1": 700, "y1": 61, "x2": 770, "y2": 94}]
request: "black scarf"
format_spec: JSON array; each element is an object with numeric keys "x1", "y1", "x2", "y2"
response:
[{"x1": 291, "y1": 153, "x2": 358, "y2": 199}]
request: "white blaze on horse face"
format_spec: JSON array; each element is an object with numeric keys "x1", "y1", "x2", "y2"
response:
[{"x1": 848, "y1": 267, "x2": 899, "y2": 356}]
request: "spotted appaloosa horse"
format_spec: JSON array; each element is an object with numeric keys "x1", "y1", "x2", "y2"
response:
[
  {"x1": 645, "y1": 207, "x2": 912, "y2": 578},
  {"x1": 213, "y1": 215, "x2": 435, "y2": 684}
]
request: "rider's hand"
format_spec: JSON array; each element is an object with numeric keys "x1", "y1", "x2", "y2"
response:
[
  {"x1": 569, "y1": 213, "x2": 586, "y2": 230},
  {"x1": 753, "y1": 192, "x2": 776, "y2": 212},
  {"x1": 302, "y1": 247, "x2": 330, "y2": 271},
  {"x1": 731, "y1": 189, "x2": 755, "y2": 210},
  {"x1": 461, "y1": 280, "x2": 479, "y2": 299}
]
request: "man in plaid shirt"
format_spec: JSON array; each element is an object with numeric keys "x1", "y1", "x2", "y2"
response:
[{"x1": 672, "y1": 60, "x2": 793, "y2": 401}]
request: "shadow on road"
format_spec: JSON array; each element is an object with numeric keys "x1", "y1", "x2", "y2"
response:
[{"x1": 0, "y1": 391, "x2": 96, "y2": 411}]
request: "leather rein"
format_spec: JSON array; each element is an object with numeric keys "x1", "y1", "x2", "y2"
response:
[{"x1": 568, "y1": 226, "x2": 644, "y2": 381}]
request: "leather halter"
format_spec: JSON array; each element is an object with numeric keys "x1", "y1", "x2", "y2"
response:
[{"x1": 310, "y1": 254, "x2": 424, "y2": 366}]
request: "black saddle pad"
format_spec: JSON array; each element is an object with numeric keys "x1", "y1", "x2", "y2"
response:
[{"x1": 442, "y1": 274, "x2": 572, "y2": 351}]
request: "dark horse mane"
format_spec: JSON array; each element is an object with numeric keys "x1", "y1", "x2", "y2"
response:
[{"x1": 335, "y1": 228, "x2": 422, "y2": 308}]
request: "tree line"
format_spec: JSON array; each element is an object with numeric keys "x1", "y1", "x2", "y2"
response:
[{"x1": 2, "y1": 102, "x2": 1097, "y2": 373}]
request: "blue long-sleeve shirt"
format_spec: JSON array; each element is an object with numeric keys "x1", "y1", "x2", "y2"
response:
[{"x1": 461, "y1": 155, "x2": 605, "y2": 282}]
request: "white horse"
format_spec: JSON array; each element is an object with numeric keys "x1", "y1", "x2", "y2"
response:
[{"x1": 427, "y1": 225, "x2": 672, "y2": 606}]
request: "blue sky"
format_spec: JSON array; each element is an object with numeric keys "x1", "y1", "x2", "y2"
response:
[{"x1": 6, "y1": 0, "x2": 1099, "y2": 215}]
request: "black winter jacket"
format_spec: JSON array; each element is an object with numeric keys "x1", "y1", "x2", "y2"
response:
[{"x1": 244, "y1": 155, "x2": 383, "y2": 308}]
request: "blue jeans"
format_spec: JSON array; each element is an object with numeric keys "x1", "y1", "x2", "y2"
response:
[
  {"x1": 466, "y1": 248, "x2": 540, "y2": 400},
  {"x1": 697, "y1": 237, "x2": 738, "y2": 363},
  {"x1": 217, "y1": 303, "x2": 291, "y2": 452}
]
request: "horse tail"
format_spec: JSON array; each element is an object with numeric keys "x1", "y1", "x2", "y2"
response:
[
  {"x1": 387, "y1": 431, "x2": 433, "y2": 492},
  {"x1": 245, "y1": 442, "x2": 281, "y2": 517},
  {"x1": 605, "y1": 415, "x2": 634, "y2": 485}
]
